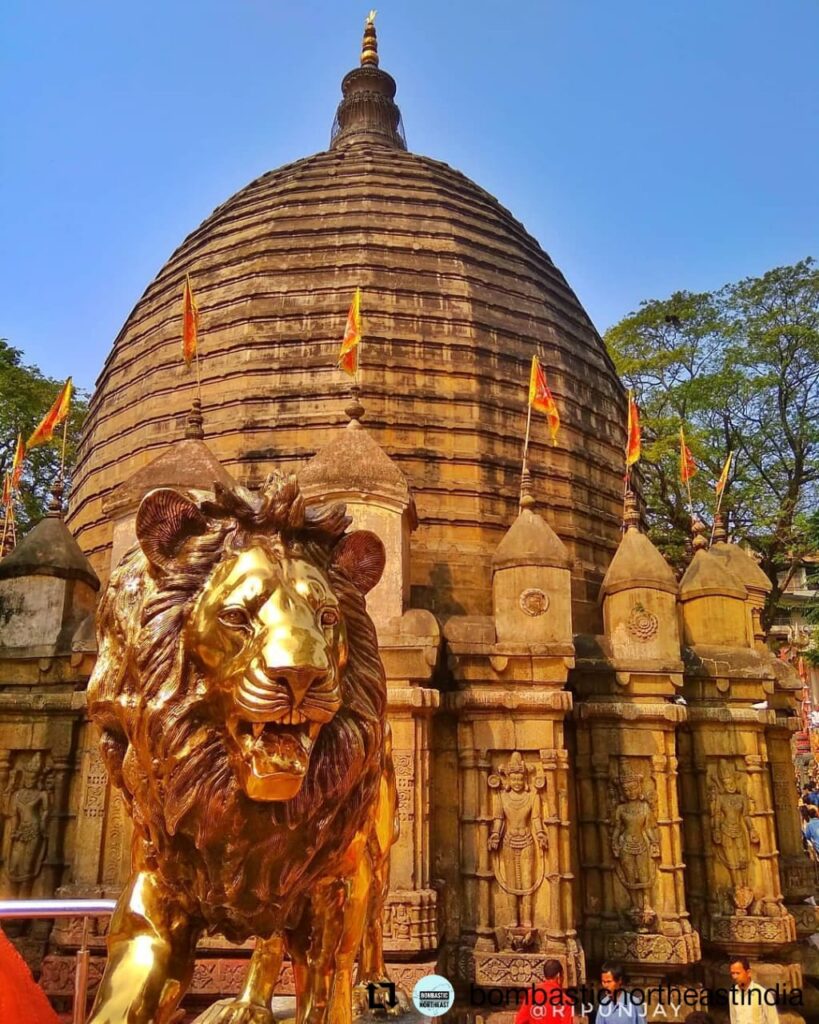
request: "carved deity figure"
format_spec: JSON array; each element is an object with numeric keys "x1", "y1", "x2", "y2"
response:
[
  {"x1": 609, "y1": 766, "x2": 660, "y2": 932},
  {"x1": 708, "y1": 759, "x2": 759, "y2": 906},
  {"x1": 488, "y1": 751, "x2": 548, "y2": 938},
  {"x1": 2, "y1": 752, "x2": 51, "y2": 898}
]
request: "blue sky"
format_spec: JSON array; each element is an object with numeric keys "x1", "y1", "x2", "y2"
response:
[{"x1": 2, "y1": 1, "x2": 817, "y2": 393}]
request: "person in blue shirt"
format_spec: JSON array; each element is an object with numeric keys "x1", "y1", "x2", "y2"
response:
[
  {"x1": 804, "y1": 806, "x2": 819, "y2": 855},
  {"x1": 805, "y1": 785, "x2": 819, "y2": 809},
  {"x1": 595, "y1": 964, "x2": 646, "y2": 1024}
]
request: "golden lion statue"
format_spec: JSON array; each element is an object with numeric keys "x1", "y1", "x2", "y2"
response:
[{"x1": 86, "y1": 476, "x2": 400, "y2": 1024}]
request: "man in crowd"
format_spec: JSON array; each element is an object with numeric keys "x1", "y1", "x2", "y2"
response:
[
  {"x1": 728, "y1": 957, "x2": 779, "y2": 1024},
  {"x1": 595, "y1": 963, "x2": 645, "y2": 1023},
  {"x1": 514, "y1": 958, "x2": 575, "y2": 1024},
  {"x1": 803, "y1": 783, "x2": 819, "y2": 809},
  {"x1": 804, "y1": 806, "x2": 819, "y2": 856}
]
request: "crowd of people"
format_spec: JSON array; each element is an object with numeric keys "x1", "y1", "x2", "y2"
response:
[{"x1": 799, "y1": 781, "x2": 819, "y2": 859}]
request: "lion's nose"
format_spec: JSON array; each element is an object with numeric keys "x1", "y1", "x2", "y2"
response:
[{"x1": 262, "y1": 665, "x2": 327, "y2": 706}]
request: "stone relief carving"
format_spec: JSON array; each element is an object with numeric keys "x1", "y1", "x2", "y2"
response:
[
  {"x1": 707, "y1": 758, "x2": 759, "y2": 913},
  {"x1": 487, "y1": 751, "x2": 548, "y2": 950},
  {"x1": 519, "y1": 588, "x2": 549, "y2": 616},
  {"x1": 1, "y1": 751, "x2": 53, "y2": 897},
  {"x1": 626, "y1": 602, "x2": 659, "y2": 642},
  {"x1": 608, "y1": 761, "x2": 660, "y2": 932}
]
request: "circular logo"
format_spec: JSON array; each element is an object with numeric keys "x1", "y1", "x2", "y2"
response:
[{"x1": 412, "y1": 974, "x2": 455, "y2": 1017}]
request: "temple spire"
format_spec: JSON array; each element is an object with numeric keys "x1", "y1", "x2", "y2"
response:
[
  {"x1": 330, "y1": 13, "x2": 406, "y2": 150},
  {"x1": 361, "y1": 10, "x2": 379, "y2": 67}
]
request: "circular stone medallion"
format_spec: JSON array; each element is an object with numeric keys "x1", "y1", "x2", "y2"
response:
[
  {"x1": 520, "y1": 588, "x2": 549, "y2": 616},
  {"x1": 627, "y1": 605, "x2": 659, "y2": 642}
]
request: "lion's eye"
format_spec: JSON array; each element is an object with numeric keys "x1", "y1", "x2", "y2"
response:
[
  {"x1": 218, "y1": 607, "x2": 251, "y2": 631},
  {"x1": 320, "y1": 608, "x2": 339, "y2": 628}
]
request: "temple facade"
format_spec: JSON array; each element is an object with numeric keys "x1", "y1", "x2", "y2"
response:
[{"x1": 0, "y1": 17, "x2": 814, "y2": 1020}]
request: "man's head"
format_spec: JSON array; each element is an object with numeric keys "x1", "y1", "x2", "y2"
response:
[
  {"x1": 729, "y1": 957, "x2": 752, "y2": 989},
  {"x1": 600, "y1": 963, "x2": 625, "y2": 996},
  {"x1": 810, "y1": 806, "x2": 819, "y2": 819},
  {"x1": 542, "y1": 959, "x2": 564, "y2": 984}
]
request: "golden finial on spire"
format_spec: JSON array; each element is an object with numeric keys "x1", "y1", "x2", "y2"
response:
[{"x1": 361, "y1": 10, "x2": 379, "y2": 67}]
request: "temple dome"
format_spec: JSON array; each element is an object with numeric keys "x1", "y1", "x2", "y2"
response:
[{"x1": 68, "y1": 23, "x2": 626, "y2": 628}]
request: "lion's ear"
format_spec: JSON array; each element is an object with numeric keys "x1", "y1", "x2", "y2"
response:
[
  {"x1": 136, "y1": 489, "x2": 208, "y2": 573},
  {"x1": 332, "y1": 531, "x2": 386, "y2": 595}
]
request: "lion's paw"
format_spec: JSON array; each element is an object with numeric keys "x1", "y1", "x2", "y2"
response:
[{"x1": 191, "y1": 998, "x2": 276, "y2": 1024}]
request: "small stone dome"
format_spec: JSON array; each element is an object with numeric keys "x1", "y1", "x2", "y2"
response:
[
  {"x1": 709, "y1": 541, "x2": 772, "y2": 595},
  {"x1": 0, "y1": 515, "x2": 99, "y2": 591},
  {"x1": 492, "y1": 504, "x2": 569, "y2": 571},
  {"x1": 679, "y1": 550, "x2": 746, "y2": 601},
  {"x1": 299, "y1": 417, "x2": 413, "y2": 513},
  {"x1": 600, "y1": 528, "x2": 677, "y2": 599}
]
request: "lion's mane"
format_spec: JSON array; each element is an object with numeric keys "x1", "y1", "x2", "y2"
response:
[{"x1": 88, "y1": 476, "x2": 387, "y2": 940}]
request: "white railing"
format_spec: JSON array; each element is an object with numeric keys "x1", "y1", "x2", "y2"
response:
[{"x1": 0, "y1": 898, "x2": 116, "y2": 1024}]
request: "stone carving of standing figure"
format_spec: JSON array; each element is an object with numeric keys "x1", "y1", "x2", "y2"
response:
[
  {"x1": 708, "y1": 759, "x2": 759, "y2": 909},
  {"x1": 609, "y1": 766, "x2": 660, "y2": 932},
  {"x1": 488, "y1": 751, "x2": 548, "y2": 944},
  {"x1": 2, "y1": 752, "x2": 51, "y2": 898}
]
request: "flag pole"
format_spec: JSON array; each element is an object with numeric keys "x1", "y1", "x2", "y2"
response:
[
  {"x1": 522, "y1": 398, "x2": 533, "y2": 465},
  {"x1": 59, "y1": 412, "x2": 70, "y2": 484}
]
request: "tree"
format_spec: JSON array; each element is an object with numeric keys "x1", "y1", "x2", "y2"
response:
[
  {"x1": 605, "y1": 258, "x2": 819, "y2": 625},
  {"x1": 0, "y1": 339, "x2": 88, "y2": 533}
]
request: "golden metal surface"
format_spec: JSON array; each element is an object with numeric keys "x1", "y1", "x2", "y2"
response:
[{"x1": 86, "y1": 476, "x2": 395, "y2": 1024}]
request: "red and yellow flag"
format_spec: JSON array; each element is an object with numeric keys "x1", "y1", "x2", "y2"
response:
[
  {"x1": 27, "y1": 378, "x2": 73, "y2": 449},
  {"x1": 679, "y1": 426, "x2": 697, "y2": 484},
  {"x1": 182, "y1": 275, "x2": 199, "y2": 366},
  {"x1": 528, "y1": 355, "x2": 560, "y2": 446},
  {"x1": 10, "y1": 434, "x2": 24, "y2": 490},
  {"x1": 338, "y1": 287, "x2": 362, "y2": 376},
  {"x1": 715, "y1": 451, "x2": 733, "y2": 496},
  {"x1": 625, "y1": 391, "x2": 641, "y2": 467}
]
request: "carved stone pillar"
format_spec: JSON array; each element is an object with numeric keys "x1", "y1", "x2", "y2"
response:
[
  {"x1": 573, "y1": 498, "x2": 700, "y2": 979},
  {"x1": 680, "y1": 544, "x2": 799, "y2": 992},
  {"x1": 446, "y1": 642, "x2": 580, "y2": 989},
  {"x1": 379, "y1": 609, "x2": 442, "y2": 964}
]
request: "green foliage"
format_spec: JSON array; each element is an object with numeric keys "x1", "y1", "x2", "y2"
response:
[
  {"x1": 605, "y1": 258, "x2": 819, "y2": 620},
  {"x1": 0, "y1": 339, "x2": 87, "y2": 532}
]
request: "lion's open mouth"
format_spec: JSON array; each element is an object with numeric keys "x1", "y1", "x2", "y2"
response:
[{"x1": 228, "y1": 718, "x2": 322, "y2": 786}]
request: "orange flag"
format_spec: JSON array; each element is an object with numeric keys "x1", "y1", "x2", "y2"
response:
[
  {"x1": 338, "y1": 288, "x2": 362, "y2": 376},
  {"x1": 625, "y1": 391, "x2": 641, "y2": 467},
  {"x1": 10, "y1": 434, "x2": 24, "y2": 490},
  {"x1": 679, "y1": 426, "x2": 697, "y2": 484},
  {"x1": 528, "y1": 355, "x2": 560, "y2": 446},
  {"x1": 182, "y1": 275, "x2": 199, "y2": 366},
  {"x1": 715, "y1": 451, "x2": 733, "y2": 496},
  {"x1": 27, "y1": 378, "x2": 73, "y2": 448}
]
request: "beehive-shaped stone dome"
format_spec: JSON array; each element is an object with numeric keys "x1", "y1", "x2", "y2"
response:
[{"x1": 68, "y1": 20, "x2": 626, "y2": 628}]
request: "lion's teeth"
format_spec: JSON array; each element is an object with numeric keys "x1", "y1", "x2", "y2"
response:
[{"x1": 252, "y1": 722, "x2": 265, "y2": 739}]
